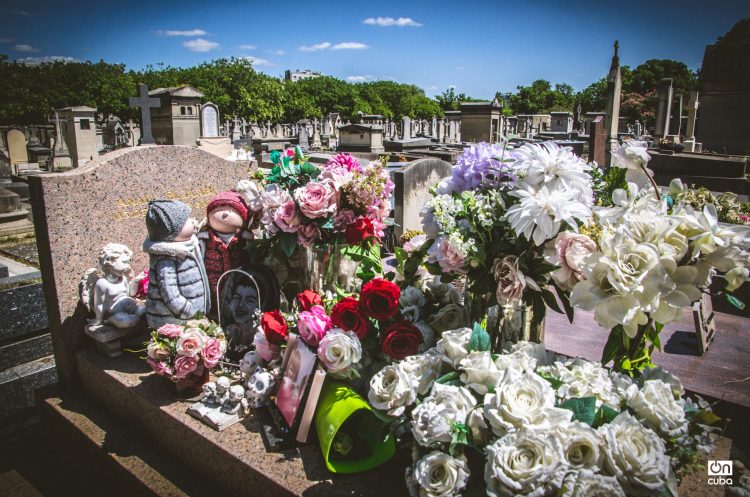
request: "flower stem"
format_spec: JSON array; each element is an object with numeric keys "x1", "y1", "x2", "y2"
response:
[
  {"x1": 640, "y1": 163, "x2": 661, "y2": 202},
  {"x1": 628, "y1": 321, "x2": 650, "y2": 359}
]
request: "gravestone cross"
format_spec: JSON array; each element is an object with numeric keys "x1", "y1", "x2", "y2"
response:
[
  {"x1": 128, "y1": 84, "x2": 160, "y2": 145},
  {"x1": 232, "y1": 116, "x2": 241, "y2": 141}
]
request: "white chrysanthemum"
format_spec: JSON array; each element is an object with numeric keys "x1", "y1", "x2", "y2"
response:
[
  {"x1": 626, "y1": 379, "x2": 688, "y2": 437},
  {"x1": 406, "y1": 451, "x2": 470, "y2": 497},
  {"x1": 484, "y1": 429, "x2": 565, "y2": 497},
  {"x1": 483, "y1": 371, "x2": 572, "y2": 436},
  {"x1": 512, "y1": 142, "x2": 593, "y2": 204},
  {"x1": 506, "y1": 186, "x2": 591, "y2": 246},
  {"x1": 559, "y1": 469, "x2": 626, "y2": 497},
  {"x1": 599, "y1": 412, "x2": 671, "y2": 495},
  {"x1": 368, "y1": 363, "x2": 418, "y2": 417},
  {"x1": 411, "y1": 383, "x2": 476, "y2": 446}
]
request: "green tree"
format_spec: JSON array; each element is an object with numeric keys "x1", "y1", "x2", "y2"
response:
[{"x1": 629, "y1": 59, "x2": 696, "y2": 94}]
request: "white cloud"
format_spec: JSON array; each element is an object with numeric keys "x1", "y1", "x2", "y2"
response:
[
  {"x1": 362, "y1": 17, "x2": 422, "y2": 27},
  {"x1": 426, "y1": 85, "x2": 438, "y2": 90},
  {"x1": 244, "y1": 56, "x2": 272, "y2": 66},
  {"x1": 331, "y1": 42, "x2": 368, "y2": 50},
  {"x1": 183, "y1": 38, "x2": 220, "y2": 52},
  {"x1": 14, "y1": 44, "x2": 39, "y2": 53},
  {"x1": 154, "y1": 29, "x2": 208, "y2": 36},
  {"x1": 268, "y1": 49, "x2": 285, "y2": 55},
  {"x1": 347, "y1": 75, "x2": 368, "y2": 82},
  {"x1": 15, "y1": 55, "x2": 79, "y2": 65},
  {"x1": 238, "y1": 44, "x2": 257, "y2": 50},
  {"x1": 299, "y1": 42, "x2": 331, "y2": 52}
]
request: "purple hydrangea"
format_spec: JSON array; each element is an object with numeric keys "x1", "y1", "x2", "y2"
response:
[{"x1": 448, "y1": 142, "x2": 515, "y2": 193}]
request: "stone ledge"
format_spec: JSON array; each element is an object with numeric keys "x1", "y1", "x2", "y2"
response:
[{"x1": 75, "y1": 347, "x2": 410, "y2": 497}]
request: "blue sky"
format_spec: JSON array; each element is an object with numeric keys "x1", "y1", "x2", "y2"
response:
[{"x1": 1, "y1": 0, "x2": 748, "y2": 98}]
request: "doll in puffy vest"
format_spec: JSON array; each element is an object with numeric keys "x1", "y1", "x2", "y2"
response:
[
  {"x1": 143, "y1": 200, "x2": 210, "y2": 329},
  {"x1": 198, "y1": 191, "x2": 252, "y2": 315}
]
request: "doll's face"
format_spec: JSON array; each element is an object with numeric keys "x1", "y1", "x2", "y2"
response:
[
  {"x1": 209, "y1": 206, "x2": 244, "y2": 234},
  {"x1": 174, "y1": 217, "x2": 197, "y2": 242}
]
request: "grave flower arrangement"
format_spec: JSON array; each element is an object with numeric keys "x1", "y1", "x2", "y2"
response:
[
  {"x1": 367, "y1": 331, "x2": 719, "y2": 497},
  {"x1": 570, "y1": 141, "x2": 750, "y2": 374},
  {"x1": 418, "y1": 141, "x2": 595, "y2": 333},
  {"x1": 145, "y1": 319, "x2": 227, "y2": 388}
]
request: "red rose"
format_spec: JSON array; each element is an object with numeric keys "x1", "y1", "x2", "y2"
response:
[
  {"x1": 297, "y1": 289, "x2": 322, "y2": 311},
  {"x1": 359, "y1": 278, "x2": 400, "y2": 320},
  {"x1": 345, "y1": 217, "x2": 375, "y2": 244},
  {"x1": 260, "y1": 310, "x2": 288, "y2": 345},
  {"x1": 381, "y1": 321, "x2": 423, "y2": 360},
  {"x1": 331, "y1": 297, "x2": 369, "y2": 338}
]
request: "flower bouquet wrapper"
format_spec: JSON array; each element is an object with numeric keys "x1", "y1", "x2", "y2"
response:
[{"x1": 314, "y1": 378, "x2": 395, "y2": 474}]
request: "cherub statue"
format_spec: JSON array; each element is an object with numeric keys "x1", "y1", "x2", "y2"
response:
[
  {"x1": 80, "y1": 243, "x2": 145, "y2": 329},
  {"x1": 214, "y1": 376, "x2": 232, "y2": 405},
  {"x1": 201, "y1": 381, "x2": 219, "y2": 406},
  {"x1": 221, "y1": 385, "x2": 249, "y2": 415}
]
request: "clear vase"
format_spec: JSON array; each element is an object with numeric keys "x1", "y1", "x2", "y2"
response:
[
  {"x1": 300, "y1": 245, "x2": 359, "y2": 295},
  {"x1": 466, "y1": 292, "x2": 544, "y2": 353}
]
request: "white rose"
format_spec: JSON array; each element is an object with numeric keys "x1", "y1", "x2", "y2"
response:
[
  {"x1": 555, "y1": 359, "x2": 617, "y2": 409},
  {"x1": 427, "y1": 304, "x2": 469, "y2": 333},
  {"x1": 507, "y1": 341, "x2": 551, "y2": 367},
  {"x1": 429, "y1": 282, "x2": 462, "y2": 305},
  {"x1": 459, "y1": 351, "x2": 501, "y2": 395},
  {"x1": 317, "y1": 328, "x2": 362, "y2": 374},
  {"x1": 626, "y1": 380, "x2": 688, "y2": 437},
  {"x1": 401, "y1": 305, "x2": 421, "y2": 324},
  {"x1": 235, "y1": 179, "x2": 262, "y2": 211},
  {"x1": 466, "y1": 406, "x2": 491, "y2": 446},
  {"x1": 175, "y1": 329, "x2": 206, "y2": 357},
  {"x1": 560, "y1": 469, "x2": 626, "y2": 497},
  {"x1": 725, "y1": 266, "x2": 749, "y2": 292},
  {"x1": 608, "y1": 370, "x2": 635, "y2": 407},
  {"x1": 368, "y1": 363, "x2": 418, "y2": 417},
  {"x1": 400, "y1": 286, "x2": 426, "y2": 309},
  {"x1": 599, "y1": 412, "x2": 671, "y2": 495},
  {"x1": 400, "y1": 348, "x2": 443, "y2": 395},
  {"x1": 484, "y1": 429, "x2": 565, "y2": 497},
  {"x1": 436, "y1": 327, "x2": 472, "y2": 367},
  {"x1": 406, "y1": 451, "x2": 470, "y2": 497},
  {"x1": 555, "y1": 420, "x2": 604, "y2": 470},
  {"x1": 411, "y1": 383, "x2": 476, "y2": 446},
  {"x1": 640, "y1": 367, "x2": 684, "y2": 397},
  {"x1": 484, "y1": 371, "x2": 572, "y2": 436}
]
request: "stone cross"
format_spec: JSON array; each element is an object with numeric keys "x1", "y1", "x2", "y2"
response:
[
  {"x1": 604, "y1": 40, "x2": 622, "y2": 166},
  {"x1": 654, "y1": 78, "x2": 673, "y2": 139},
  {"x1": 232, "y1": 116, "x2": 241, "y2": 141},
  {"x1": 48, "y1": 111, "x2": 68, "y2": 153},
  {"x1": 128, "y1": 84, "x2": 160, "y2": 145}
]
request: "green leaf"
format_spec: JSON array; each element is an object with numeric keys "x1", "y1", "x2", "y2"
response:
[
  {"x1": 601, "y1": 326, "x2": 622, "y2": 366},
  {"x1": 449, "y1": 422, "x2": 469, "y2": 456},
  {"x1": 270, "y1": 150, "x2": 281, "y2": 164},
  {"x1": 321, "y1": 218, "x2": 334, "y2": 230},
  {"x1": 468, "y1": 322, "x2": 490, "y2": 352},
  {"x1": 560, "y1": 396, "x2": 597, "y2": 425},
  {"x1": 279, "y1": 232, "x2": 297, "y2": 258},
  {"x1": 436, "y1": 371, "x2": 461, "y2": 384},
  {"x1": 540, "y1": 288, "x2": 563, "y2": 314},
  {"x1": 592, "y1": 404, "x2": 620, "y2": 428},
  {"x1": 727, "y1": 294, "x2": 746, "y2": 310},
  {"x1": 553, "y1": 284, "x2": 575, "y2": 324},
  {"x1": 645, "y1": 324, "x2": 662, "y2": 353},
  {"x1": 301, "y1": 162, "x2": 316, "y2": 175},
  {"x1": 694, "y1": 409, "x2": 721, "y2": 426},
  {"x1": 536, "y1": 371, "x2": 564, "y2": 390}
]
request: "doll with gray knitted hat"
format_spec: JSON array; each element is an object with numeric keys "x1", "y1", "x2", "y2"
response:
[{"x1": 143, "y1": 200, "x2": 210, "y2": 329}]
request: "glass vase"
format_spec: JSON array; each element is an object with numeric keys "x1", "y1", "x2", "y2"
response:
[
  {"x1": 300, "y1": 245, "x2": 359, "y2": 295},
  {"x1": 465, "y1": 292, "x2": 545, "y2": 353}
]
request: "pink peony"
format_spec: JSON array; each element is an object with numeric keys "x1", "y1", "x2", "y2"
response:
[
  {"x1": 297, "y1": 223, "x2": 321, "y2": 247},
  {"x1": 294, "y1": 182, "x2": 336, "y2": 219},
  {"x1": 173, "y1": 355, "x2": 199, "y2": 378},
  {"x1": 325, "y1": 152, "x2": 362, "y2": 173},
  {"x1": 333, "y1": 209, "x2": 356, "y2": 232},
  {"x1": 253, "y1": 330, "x2": 281, "y2": 362},
  {"x1": 297, "y1": 305, "x2": 333, "y2": 347},
  {"x1": 201, "y1": 337, "x2": 224, "y2": 368},
  {"x1": 157, "y1": 323, "x2": 183, "y2": 338},
  {"x1": 146, "y1": 358, "x2": 173, "y2": 377},
  {"x1": 274, "y1": 200, "x2": 303, "y2": 233},
  {"x1": 427, "y1": 236, "x2": 468, "y2": 273},
  {"x1": 176, "y1": 330, "x2": 205, "y2": 357},
  {"x1": 543, "y1": 232, "x2": 597, "y2": 290}
]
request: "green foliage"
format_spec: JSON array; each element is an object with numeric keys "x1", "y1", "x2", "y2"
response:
[
  {"x1": 507, "y1": 79, "x2": 576, "y2": 114},
  {"x1": 435, "y1": 87, "x2": 483, "y2": 112},
  {"x1": 592, "y1": 404, "x2": 620, "y2": 428},
  {"x1": 468, "y1": 322, "x2": 490, "y2": 352},
  {"x1": 559, "y1": 397, "x2": 597, "y2": 425}
]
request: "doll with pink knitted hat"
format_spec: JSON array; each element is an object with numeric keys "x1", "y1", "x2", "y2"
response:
[{"x1": 197, "y1": 190, "x2": 252, "y2": 315}]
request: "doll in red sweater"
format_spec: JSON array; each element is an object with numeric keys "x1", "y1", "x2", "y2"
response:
[{"x1": 198, "y1": 191, "x2": 251, "y2": 316}]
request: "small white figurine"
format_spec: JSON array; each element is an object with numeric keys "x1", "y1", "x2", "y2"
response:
[
  {"x1": 214, "y1": 376, "x2": 231, "y2": 405},
  {"x1": 80, "y1": 243, "x2": 145, "y2": 329},
  {"x1": 245, "y1": 368, "x2": 276, "y2": 408},
  {"x1": 189, "y1": 378, "x2": 249, "y2": 431},
  {"x1": 221, "y1": 385, "x2": 249, "y2": 415},
  {"x1": 201, "y1": 382, "x2": 219, "y2": 406}
]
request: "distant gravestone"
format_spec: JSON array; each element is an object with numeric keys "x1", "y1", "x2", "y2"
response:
[
  {"x1": 7, "y1": 129, "x2": 28, "y2": 165},
  {"x1": 298, "y1": 125, "x2": 310, "y2": 150},
  {"x1": 128, "y1": 84, "x2": 160, "y2": 145},
  {"x1": 588, "y1": 115, "x2": 607, "y2": 166},
  {"x1": 201, "y1": 103, "x2": 220, "y2": 138},
  {"x1": 393, "y1": 158, "x2": 452, "y2": 240},
  {"x1": 654, "y1": 78, "x2": 673, "y2": 139},
  {"x1": 29, "y1": 146, "x2": 251, "y2": 386},
  {"x1": 401, "y1": 116, "x2": 412, "y2": 141}
]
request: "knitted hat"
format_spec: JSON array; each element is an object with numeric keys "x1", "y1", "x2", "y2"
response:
[
  {"x1": 146, "y1": 200, "x2": 191, "y2": 242},
  {"x1": 206, "y1": 191, "x2": 249, "y2": 223}
]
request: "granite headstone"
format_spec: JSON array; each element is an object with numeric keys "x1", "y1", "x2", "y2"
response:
[{"x1": 393, "y1": 158, "x2": 452, "y2": 240}]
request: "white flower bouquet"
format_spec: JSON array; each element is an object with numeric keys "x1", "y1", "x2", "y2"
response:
[{"x1": 368, "y1": 327, "x2": 719, "y2": 497}]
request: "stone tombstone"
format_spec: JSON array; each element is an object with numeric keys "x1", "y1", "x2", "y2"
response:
[
  {"x1": 393, "y1": 158, "x2": 452, "y2": 240},
  {"x1": 201, "y1": 103, "x2": 220, "y2": 138},
  {"x1": 400, "y1": 116, "x2": 412, "y2": 141},
  {"x1": 654, "y1": 78, "x2": 673, "y2": 139},
  {"x1": 298, "y1": 124, "x2": 310, "y2": 150},
  {"x1": 588, "y1": 115, "x2": 607, "y2": 166},
  {"x1": 29, "y1": 146, "x2": 251, "y2": 387},
  {"x1": 7, "y1": 129, "x2": 28, "y2": 165}
]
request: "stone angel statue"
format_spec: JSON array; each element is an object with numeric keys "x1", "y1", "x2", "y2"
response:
[{"x1": 80, "y1": 243, "x2": 146, "y2": 329}]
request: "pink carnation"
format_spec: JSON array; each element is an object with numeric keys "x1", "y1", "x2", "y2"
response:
[
  {"x1": 297, "y1": 305, "x2": 333, "y2": 347},
  {"x1": 157, "y1": 323, "x2": 183, "y2": 338},
  {"x1": 325, "y1": 153, "x2": 362, "y2": 173},
  {"x1": 173, "y1": 355, "x2": 199, "y2": 378},
  {"x1": 298, "y1": 223, "x2": 321, "y2": 247},
  {"x1": 201, "y1": 337, "x2": 224, "y2": 368},
  {"x1": 146, "y1": 358, "x2": 173, "y2": 377}
]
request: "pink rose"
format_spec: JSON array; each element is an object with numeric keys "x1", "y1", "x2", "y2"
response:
[
  {"x1": 333, "y1": 209, "x2": 356, "y2": 232},
  {"x1": 427, "y1": 235, "x2": 468, "y2": 273},
  {"x1": 173, "y1": 355, "x2": 199, "y2": 378},
  {"x1": 146, "y1": 358, "x2": 173, "y2": 377},
  {"x1": 297, "y1": 305, "x2": 333, "y2": 347},
  {"x1": 403, "y1": 234, "x2": 427, "y2": 254},
  {"x1": 294, "y1": 182, "x2": 336, "y2": 219},
  {"x1": 274, "y1": 200, "x2": 303, "y2": 233},
  {"x1": 544, "y1": 232, "x2": 597, "y2": 290},
  {"x1": 253, "y1": 330, "x2": 281, "y2": 362},
  {"x1": 260, "y1": 185, "x2": 293, "y2": 229},
  {"x1": 201, "y1": 337, "x2": 224, "y2": 368},
  {"x1": 147, "y1": 342, "x2": 171, "y2": 362},
  {"x1": 157, "y1": 323, "x2": 183, "y2": 338},
  {"x1": 297, "y1": 223, "x2": 321, "y2": 247},
  {"x1": 176, "y1": 330, "x2": 205, "y2": 357}
]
